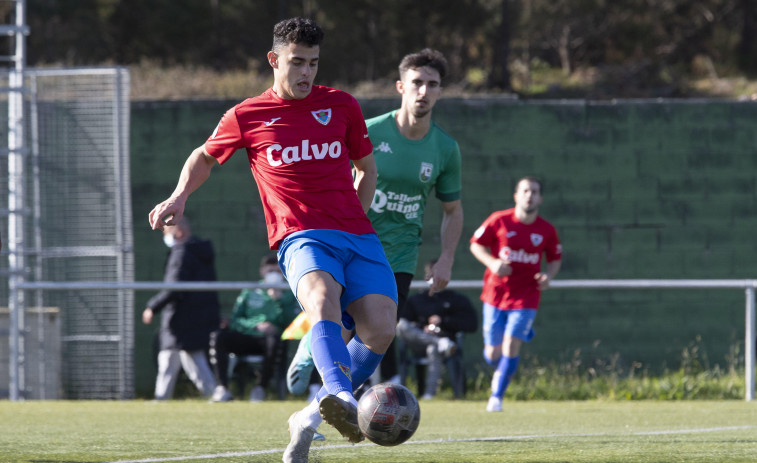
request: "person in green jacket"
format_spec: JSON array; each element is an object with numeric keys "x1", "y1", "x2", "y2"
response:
[{"x1": 209, "y1": 255, "x2": 300, "y2": 402}]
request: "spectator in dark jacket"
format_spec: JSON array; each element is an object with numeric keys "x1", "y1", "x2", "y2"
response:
[
  {"x1": 143, "y1": 217, "x2": 220, "y2": 400},
  {"x1": 396, "y1": 259, "x2": 478, "y2": 399}
]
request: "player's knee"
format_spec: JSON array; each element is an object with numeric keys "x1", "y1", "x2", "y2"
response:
[
  {"x1": 359, "y1": 323, "x2": 395, "y2": 353},
  {"x1": 483, "y1": 346, "x2": 501, "y2": 366}
]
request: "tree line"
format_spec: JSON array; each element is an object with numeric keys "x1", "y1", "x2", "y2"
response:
[{"x1": 23, "y1": 0, "x2": 757, "y2": 97}]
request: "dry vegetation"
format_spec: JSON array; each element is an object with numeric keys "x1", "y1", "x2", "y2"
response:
[{"x1": 127, "y1": 60, "x2": 757, "y2": 101}]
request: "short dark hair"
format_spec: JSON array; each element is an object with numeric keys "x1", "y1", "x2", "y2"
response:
[
  {"x1": 260, "y1": 254, "x2": 278, "y2": 268},
  {"x1": 272, "y1": 17, "x2": 324, "y2": 52},
  {"x1": 399, "y1": 48, "x2": 448, "y2": 80},
  {"x1": 515, "y1": 176, "x2": 543, "y2": 194}
]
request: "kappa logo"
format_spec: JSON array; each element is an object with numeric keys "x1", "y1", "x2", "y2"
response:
[
  {"x1": 530, "y1": 233, "x2": 544, "y2": 246},
  {"x1": 375, "y1": 141, "x2": 392, "y2": 153},
  {"x1": 311, "y1": 108, "x2": 332, "y2": 125},
  {"x1": 419, "y1": 162, "x2": 433, "y2": 183}
]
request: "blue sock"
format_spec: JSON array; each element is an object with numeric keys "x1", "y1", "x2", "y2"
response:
[
  {"x1": 492, "y1": 355, "x2": 519, "y2": 398},
  {"x1": 347, "y1": 334, "x2": 383, "y2": 390},
  {"x1": 310, "y1": 320, "x2": 352, "y2": 396},
  {"x1": 315, "y1": 334, "x2": 383, "y2": 402}
]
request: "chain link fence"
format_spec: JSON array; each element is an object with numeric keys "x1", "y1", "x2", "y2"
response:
[{"x1": 1, "y1": 67, "x2": 133, "y2": 399}]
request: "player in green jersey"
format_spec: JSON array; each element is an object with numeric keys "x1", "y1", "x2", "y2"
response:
[
  {"x1": 286, "y1": 49, "x2": 464, "y2": 401},
  {"x1": 365, "y1": 49, "x2": 463, "y2": 384}
]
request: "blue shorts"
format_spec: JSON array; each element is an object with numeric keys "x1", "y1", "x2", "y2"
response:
[
  {"x1": 482, "y1": 303, "x2": 537, "y2": 346},
  {"x1": 277, "y1": 229, "x2": 398, "y2": 330}
]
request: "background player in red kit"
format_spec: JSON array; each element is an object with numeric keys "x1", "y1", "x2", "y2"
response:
[
  {"x1": 469, "y1": 176, "x2": 562, "y2": 412},
  {"x1": 147, "y1": 17, "x2": 397, "y2": 463}
]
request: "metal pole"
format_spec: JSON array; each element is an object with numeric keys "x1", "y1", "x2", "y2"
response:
[
  {"x1": 746, "y1": 287, "x2": 755, "y2": 402},
  {"x1": 113, "y1": 68, "x2": 128, "y2": 400},
  {"x1": 7, "y1": 0, "x2": 27, "y2": 402},
  {"x1": 29, "y1": 71, "x2": 44, "y2": 399}
]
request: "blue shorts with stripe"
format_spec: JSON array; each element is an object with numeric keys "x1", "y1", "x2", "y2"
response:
[
  {"x1": 482, "y1": 303, "x2": 537, "y2": 346},
  {"x1": 277, "y1": 229, "x2": 398, "y2": 330}
]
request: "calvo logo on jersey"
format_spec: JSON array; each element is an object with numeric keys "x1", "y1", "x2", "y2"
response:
[
  {"x1": 311, "y1": 108, "x2": 332, "y2": 125},
  {"x1": 419, "y1": 162, "x2": 433, "y2": 183},
  {"x1": 530, "y1": 233, "x2": 543, "y2": 246}
]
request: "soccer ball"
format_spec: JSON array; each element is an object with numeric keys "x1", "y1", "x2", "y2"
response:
[{"x1": 357, "y1": 382, "x2": 421, "y2": 446}]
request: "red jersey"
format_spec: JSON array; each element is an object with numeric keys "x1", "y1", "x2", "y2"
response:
[
  {"x1": 204, "y1": 86, "x2": 375, "y2": 249},
  {"x1": 470, "y1": 208, "x2": 562, "y2": 310}
]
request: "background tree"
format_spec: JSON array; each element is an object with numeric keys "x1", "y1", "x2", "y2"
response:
[{"x1": 23, "y1": 0, "x2": 757, "y2": 98}]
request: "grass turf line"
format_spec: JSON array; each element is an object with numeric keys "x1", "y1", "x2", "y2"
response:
[{"x1": 0, "y1": 400, "x2": 755, "y2": 463}]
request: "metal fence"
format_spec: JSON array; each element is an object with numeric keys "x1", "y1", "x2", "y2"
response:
[
  {"x1": 1, "y1": 67, "x2": 133, "y2": 400},
  {"x1": 15, "y1": 278, "x2": 757, "y2": 402}
]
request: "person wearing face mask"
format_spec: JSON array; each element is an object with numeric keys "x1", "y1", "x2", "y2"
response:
[
  {"x1": 209, "y1": 255, "x2": 300, "y2": 402},
  {"x1": 143, "y1": 216, "x2": 221, "y2": 400}
]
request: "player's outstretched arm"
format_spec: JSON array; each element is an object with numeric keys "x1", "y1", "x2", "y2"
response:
[
  {"x1": 148, "y1": 146, "x2": 218, "y2": 230},
  {"x1": 352, "y1": 153, "x2": 378, "y2": 213},
  {"x1": 428, "y1": 199, "x2": 463, "y2": 294}
]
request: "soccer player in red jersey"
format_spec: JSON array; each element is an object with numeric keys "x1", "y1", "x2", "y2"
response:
[
  {"x1": 469, "y1": 176, "x2": 562, "y2": 412},
  {"x1": 147, "y1": 18, "x2": 397, "y2": 462}
]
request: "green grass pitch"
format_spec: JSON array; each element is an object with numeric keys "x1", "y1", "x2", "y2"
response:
[{"x1": 1, "y1": 400, "x2": 755, "y2": 462}]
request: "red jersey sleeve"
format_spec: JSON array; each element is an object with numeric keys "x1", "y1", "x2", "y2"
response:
[
  {"x1": 470, "y1": 213, "x2": 498, "y2": 248},
  {"x1": 345, "y1": 96, "x2": 373, "y2": 160},
  {"x1": 204, "y1": 105, "x2": 245, "y2": 164},
  {"x1": 544, "y1": 226, "x2": 562, "y2": 262}
]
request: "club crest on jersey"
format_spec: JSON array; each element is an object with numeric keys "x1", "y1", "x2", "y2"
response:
[
  {"x1": 419, "y1": 162, "x2": 433, "y2": 183},
  {"x1": 530, "y1": 233, "x2": 543, "y2": 246},
  {"x1": 311, "y1": 108, "x2": 332, "y2": 125}
]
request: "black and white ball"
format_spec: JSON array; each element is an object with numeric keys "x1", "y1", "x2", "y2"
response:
[{"x1": 357, "y1": 382, "x2": 421, "y2": 446}]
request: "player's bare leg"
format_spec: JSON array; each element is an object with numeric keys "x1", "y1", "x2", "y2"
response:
[
  {"x1": 289, "y1": 270, "x2": 361, "y2": 443},
  {"x1": 318, "y1": 293, "x2": 396, "y2": 441}
]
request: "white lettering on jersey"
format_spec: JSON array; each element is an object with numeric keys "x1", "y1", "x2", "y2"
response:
[
  {"x1": 371, "y1": 189, "x2": 422, "y2": 219},
  {"x1": 498, "y1": 246, "x2": 540, "y2": 264},
  {"x1": 266, "y1": 139, "x2": 341, "y2": 166}
]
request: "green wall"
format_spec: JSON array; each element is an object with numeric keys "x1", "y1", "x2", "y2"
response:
[{"x1": 131, "y1": 98, "x2": 757, "y2": 396}]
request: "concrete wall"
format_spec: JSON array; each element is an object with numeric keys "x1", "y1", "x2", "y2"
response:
[{"x1": 130, "y1": 98, "x2": 757, "y2": 396}]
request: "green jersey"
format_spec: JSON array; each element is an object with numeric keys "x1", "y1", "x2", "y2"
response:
[
  {"x1": 229, "y1": 286, "x2": 299, "y2": 337},
  {"x1": 366, "y1": 110, "x2": 462, "y2": 274}
]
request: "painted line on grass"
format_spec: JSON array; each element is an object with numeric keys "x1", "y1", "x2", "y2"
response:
[{"x1": 105, "y1": 425, "x2": 756, "y2": 463}]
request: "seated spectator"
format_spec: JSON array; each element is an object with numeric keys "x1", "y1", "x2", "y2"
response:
[
  {"x1": 396, "y1": 259, "x2": 478, "y2": 399},
  {"x1": 209, "y1": 255, "x2": 300, "y2": 402}
]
